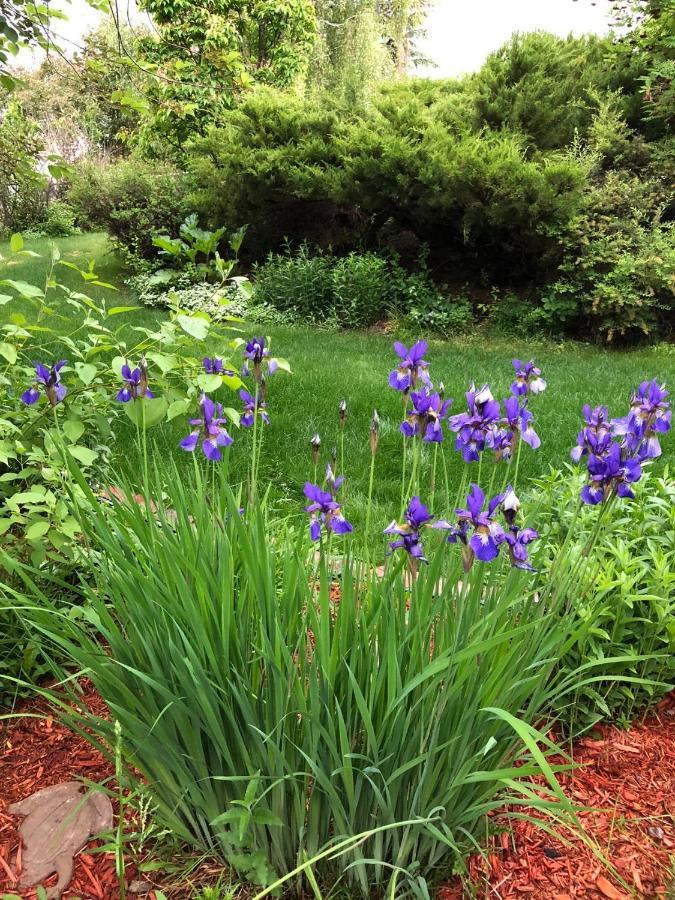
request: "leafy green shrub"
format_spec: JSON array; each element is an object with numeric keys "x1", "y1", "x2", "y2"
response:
[
  {"x1": 188, "y1": 86, "x2": 586, "y2": 282},
  {"x1": 533, "y1": 467, "x2": 675, "y2": 732},
  {"x1": 548, "y1": 170, "x2": 675, "y2": 342},
  {"x1": 470, "y1": 33, "x2": 623, "y2": 150},
  {"x1": 254, "y1": 247, "x2": 472, "y2": 329},
  {"x1": 487, "y1": 291, "x2": 547, "y2": 338},
  {"x1": 0, "y1": 101, "x2": 47, "y2": 235},
  {"x1": 13, "y1": 463, "x2": 589, "y2": 894},
  {"x1": 330, "y1": 252, "x2": 391, "y2": 326},
  {"x1": 253, "y1": 246, "x2": 337, "y2": 323},
  {"x1": 401, "y1": 279, "x2": 473, "y2": 335},
  {"x1": 42, "y1": 199, "x2": 80, "y2": 236},
  {"x1": 68, "y1": 158, "x2": 190, "y2": 265},
  {"x1": 0, "y1": 606, "x2": 44, "y2": 708}
]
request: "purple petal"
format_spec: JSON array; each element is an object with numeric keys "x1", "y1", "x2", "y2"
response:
[
  {"x1": 329, "y1": 515, "x2": 353, "y2": 535},
  {"x1": 21, "y1": 386, "x2": 40, "y2": 405},
  {"x1": 35, "y1": 364, "x2": 50, "y2": 384},
  {"x1": 180, "y1": 432, "x2": 199, "y2": 452},
  {"x1": 470, "y1": 530, "x2": 500, "y2": 562},
  {"x1": 202, "y1": 438, "x2": 222, "y2": 461}
]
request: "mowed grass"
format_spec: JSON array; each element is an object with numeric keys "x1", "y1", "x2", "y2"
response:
[{"x1": 2, "y1": 233, "x2": 673, "y2": 535}]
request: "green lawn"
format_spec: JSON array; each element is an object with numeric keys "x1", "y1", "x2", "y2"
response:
[{"x1": 2, "y1": 233, "x2": 673, "y2": 533}]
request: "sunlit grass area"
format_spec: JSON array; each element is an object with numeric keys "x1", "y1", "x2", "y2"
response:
[{"x1": 2, "y1": 233, "x2": 673, "y2": 532}]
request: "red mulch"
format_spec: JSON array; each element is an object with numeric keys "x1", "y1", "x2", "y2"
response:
[
  {"x1": 3, "y1": 685, "x2": 675, "y2": 899},
  {"x1": 442, "y1": 693, "x2": 675, "y2": 899},
  {"x1": 0, "y1": 680, "x2": 140, "y2": 900}
]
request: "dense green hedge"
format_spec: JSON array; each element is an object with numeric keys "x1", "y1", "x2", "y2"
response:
[{"x1": 66, "y1": 30, "x2": 675, "y2": 343}]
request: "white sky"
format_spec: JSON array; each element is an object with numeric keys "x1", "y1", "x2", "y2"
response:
[
  {"x1": 24, "y1": 0, "x2": 612, "y2": 75},
  {"x1": 417, "y1": 0, "x2": 612, "y2": 77}
]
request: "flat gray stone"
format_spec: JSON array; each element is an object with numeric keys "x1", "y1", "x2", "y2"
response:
[{"x1": 9, "y1": 781, "x2": 113, "y2": 899}]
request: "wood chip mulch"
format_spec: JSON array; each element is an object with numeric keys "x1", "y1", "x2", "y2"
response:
[
  {"x1": 442, "y1": 693, "x2": 675, "y2": 899},
  {"x1": 2, "y1": 685, "x2": 675, "y2": 899},
  {"x1": 0, "y1": 680, "x2": 138, "y2": 899}
]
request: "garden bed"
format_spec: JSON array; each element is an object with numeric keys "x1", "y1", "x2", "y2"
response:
[{"x1": 2, "y1": 688, "x2": 674, "y2": 899}]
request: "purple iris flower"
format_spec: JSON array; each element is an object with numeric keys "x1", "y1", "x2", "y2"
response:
[
  {"x1": 502, "y1": 485, "x2": 520, "y2": 525},
  {"x1": 442, "y1": 484, "x2": 506, "y2": 568},
  {"x1": 486, "y1": 427, "x2": 514, "y2": 462},
  {"x1": 448, "y1": 384, "x2": 501, "y2": 462},
  {"x1": 502, "y1": 396, "x2": 541, "y2": 450},
  {"x1": 570, "y1": 405, "x2": 613, "y2": 463},
  {"x1": 180, "y1": 394, "x2": 233, "y2": 461},
  {"x1": 612, "y1": 380, "x2": 671, "y2": 460},
  {"x1": 503, "y1": 526, "x2": 539, "y2": 571},
  {"x1": 240, "y1": 389, "x2": 270, "y2": 427},
  {"x1": 324, "y1": 463, "x2": 345, "y2": 496},
  {"x1": 401, "y1": 388, "x2": 452, "y2": 442},
  {"x1": 203, "y1": 357, "x2": 224, "y2": 374},
  {"x1": 117, "y1": 361, "x2": 154, "y2": 403},
  {"x1": 203, "y1": 356, "x2": 235, "y2": 377},
  {"x1": 242, "y1": 336, "x2": 278, "y2": 381},
  {"x1": 511, "y1": 359, "x2": 546, "y2": 397},
  {"x1": 581, "y1": 442, "x2": 642, "y2": 505},
  {"x1": 384, "y1": 496, "x2": 435, "y2": 562},
  {"x1": 388, "y1": 340, "x2": 430, "y2": 393},
  {"x1": 21, "y1": 360, "x2": 67, "y2": 407},
  {"x1": 303, "y1": 478, "x2": 352, "y2": 541}
]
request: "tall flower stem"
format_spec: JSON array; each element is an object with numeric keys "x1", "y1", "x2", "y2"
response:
[
  {"x1": 405, "y1": 438, "x2": 422, "y2": 502},
  {"x1": 400, "y1": 435, "x2": 408, "y2": 515},
  {"x1": 114, "y1": 720, "x2": 127, "y2": 900},
  {"x1": 513, "y1": 435, "x2": 524, "y2": 492},
  {"x1": 441, "y1": 443, "x2": 450, "y2": 511},
  {"x1": 339, "y1": 430, "x2": 345, "y2": 479},
  {"x1": 365, "y1": 450, "x2": 376, "y2": 549},
  {"x1": 487, "y1": 460, "x2": 498, "y2": 500},
  {"x1": 250, "y1": 383, "x2": 260, "y2": 503},
  {"x1": 430, "y1": 443, "x2": 439, "y2": 509}
]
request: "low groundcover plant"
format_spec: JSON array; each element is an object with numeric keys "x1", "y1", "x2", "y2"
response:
[{"x1": 2, "y1": 337, "x2": 671, "y2": 897}]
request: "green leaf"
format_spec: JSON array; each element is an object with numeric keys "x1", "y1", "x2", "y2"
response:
[
  {"x1": 222, "y1": 373, "x2": 243, "y2": 391},
  {"x1": 0, "y1": 342, "x2": 17, "y2": 364},
  {"x1": 10, "y1": 233, "x2": 24, "y2": 253},
  {"x1": 197, "y1": 373, "x2": 223, "y2": 392},
  {"x1": 123, "y1": 397, "x2": 168, "y2": 429},
  {"x1": 147, "y1": 352, "x2": 178, "y2": 374},
  {"x1": 107, "y1": 306, "x2": 140, "y2": 316},
  {"x1": 62, "y1": 419, "x2": 85, "y2": 444},
  {"x1": 0, "y1": 280, "x2": 43, "y2": 299},
  {"x1": 176, "y1": 315, "x2": 210, "y2": 341},
  {"x1": 26, "y1": 520, "x2": 50, "y2": 540},
  {"x1": 167, "y1": 399, "x2": 190, "y2": 421},
  {"x1": 75, "y1": 363, "x2": 97, "y2": 386},
  {"x1": 68, "y1": 446, "x2": 98, "y2": 466},
  {"x1": 222, "y1": 407, "x2": 241, "y2": 428},
  {"x1": 0, "y1": 294, "x2": 13, "y2": 306},
  {"x1": 272, "y1": 357, "x2": 291, "y2": 373}
]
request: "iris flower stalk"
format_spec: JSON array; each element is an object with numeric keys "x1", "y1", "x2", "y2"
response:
[
  {"x1": 310, "y1": 432, "x2": 321, "y2": 484},
  {"x1": 365, "y1": 409, "x2": 379, "y2": 546},
  {"x1": 338, "y1": 399, "x2": 347, "y2": 476}
]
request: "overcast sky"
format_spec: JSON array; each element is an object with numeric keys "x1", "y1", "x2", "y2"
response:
[
  {"x1": 417, "y1": 0, "x2": 612, "y2": 77},
  {"x1": 30, "y1": 0, "x2": 613, "y2": 75}
]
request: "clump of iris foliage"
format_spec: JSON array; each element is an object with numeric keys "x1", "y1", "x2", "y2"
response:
[{"x1": 3, "y1": 319, "x2": 671, "y2": 895}]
